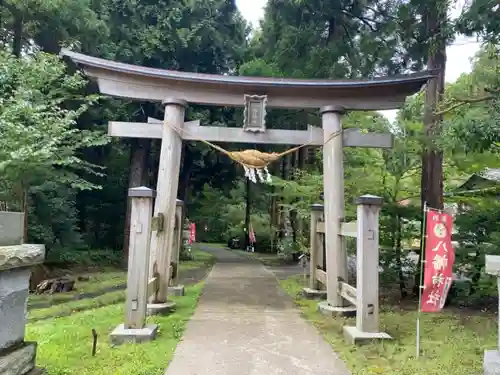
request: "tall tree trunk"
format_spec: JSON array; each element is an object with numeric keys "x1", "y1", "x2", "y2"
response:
[
  {"x1": 12, "y1": 14, "x2": 23, "y2": 57},
  {"x1": 244, "y1": 177, "x2": 251, "y2": 250},
  {"x1": 415, "y1": 0, "x2": 447, "y2": 294},
  {"x1": 421, "y1": 0, "x2": 447, "y2": 210},
  {"x1": 178, "y1": 144, "x2": 193, "y2": 202},
  {"x1": 123, "y1": 139, "x2": 150, "y2": 259},
  {"x1": 395, "y1": 214, "x2": 407, "y2": 298},
  {"x1": 280, "y1": 155, "x2": 293, "y2": 258},
  {"x1": 22, "y1": 184, "x2": 28, "y2": 243},
  {"x1": 296, "y1": 147, "x2": 306, "y2": 235},
  {"x1": 269, "y1": 162, "x2": 280, "y2": 252},
  {"x1": 289, "y1": 153, "x2": 299, "y2": 243}
]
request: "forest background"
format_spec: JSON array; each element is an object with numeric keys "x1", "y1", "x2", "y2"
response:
[{"x1": 1, "y1": 0, "x2": 500, "y2": 301}]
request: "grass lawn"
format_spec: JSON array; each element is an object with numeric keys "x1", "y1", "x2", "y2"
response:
[
  {"x1": 28, "y1": 269, "x2": 127, "y2": 308},
  {"x1": 281, "y1": 276, "x2": 495, "y2": 375},
  {"x1": 28, "y1": 290, "x2": 127, "y2": 322},
  {"x1": 28, "y1": 248, "x2": 216, "y2": 322},
  {"x1": 26, "y1": 282, "x2": 204, "y2": 375},
  {"x1": 29, "y1": 248, "x2": 215, "y2": 305}
]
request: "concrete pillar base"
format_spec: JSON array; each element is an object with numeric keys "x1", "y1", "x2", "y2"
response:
[
  {"x1": 168, "y1": 285, "x2": 185, "y2": 296},
  {"x1": 109, "y1": 323, "x2": 158, "y2": 345},
  {"x1": 302, "y1": 287, "x2": 326, "y2": 300},
  {"x1": 317, "y1": 301, "x2": 356, "y2": 317},
  {"x1": 343, "y1": 325, "x2": 392, "y2": 345},
  {"x1": 147, "y1": 301, "x2": 176, "y2": 316}
]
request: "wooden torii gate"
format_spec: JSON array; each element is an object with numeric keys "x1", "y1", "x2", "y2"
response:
[{"x1": 61, "y1": 49, "x2": 433, "y2": 317}]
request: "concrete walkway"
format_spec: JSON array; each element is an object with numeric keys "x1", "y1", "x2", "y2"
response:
[{"x1": 165, "y1": 247, "x2": 350, "y2": 375}]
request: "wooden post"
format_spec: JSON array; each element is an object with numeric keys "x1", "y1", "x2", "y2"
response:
[
  {"x1": 320, "y1": 106, "x2": 349, "y2": 310},
  {"x1": 124, "y1": 187, "x2": 155, "y2": 329},
  {"x1": 167, "y1": 200, "x2": 185, "y2": 296},
  {"x1": 318, "y1": 225, "x2": 325, "y2": 271},
  {"x1": 110, "y1": 186, "x2": 159, "y2": 345},
  {"x1": 343, "y1": 194, "x2": 392, "y2": 344},
  {"x1": 149, "y1": 98, "x2": 186, "y2": 308},
  {"x1": 355, "y1": 195, "x2": 383, "y2": 332},
  {"x1": 170, "y1": 199, "x2": 183, "y2": 286},
  {"x1": 302, "y1": 204, "x2": 328, "y2": 299},
  {"x1": 483, "y1": 255, "x2": 500, "y2": 373},
  {"x1": 309, "y1": 204, "x2": 323, "y2": 289}
]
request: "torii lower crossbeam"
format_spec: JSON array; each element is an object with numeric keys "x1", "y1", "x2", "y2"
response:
[{"x1": 108, "y1": 118, "x2": 394, "y2": 148}]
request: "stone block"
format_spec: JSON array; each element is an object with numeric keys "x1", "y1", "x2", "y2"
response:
[
  {"x1": 0, "y1": 268, "x2": 31, "y2": 351},
  {"x1": 317, "y1": 300, "x2": 356, "y2": 317},
  {"x1": 484, "y1": 350, "x2": 500, "y2": 375},
  {"x1": 0, "y1": 342, "x2": 36, "y2": 375},
  {"x1": 109, "y1": 324, "x2": 158, "y2": 345},
  {"x1": 0, "y1": 244, "x2": 45, "y2": 272},
  {"x1": 302, "y1": 287, "x2": 326, "y2": 300},
  {"x1": 147, "y1": 301, "x2": 176, "y2": 316},
  {"x1": 343, "y1": 326, "x2": 392, "y2": 345},
  {"x1": 168, "y1": 285, "x2": 185, "y2": 297}
]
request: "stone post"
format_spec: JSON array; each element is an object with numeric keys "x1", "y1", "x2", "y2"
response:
[
  {"x1": 148, "y1": 98, "x2": 186, "y2": 314},
  {"x1": 0, "y1": 243, "x2": 45, "y2": 375},
  {"x1": 302, "y1": 204, "x2": 327, "y2": 299},
  {"x1": 483, "y1": 255, "x2": 500, "y2": 375},
  {"x1": 319, "y1": 105, "x2": 352, "y2": 315},
  {"x1": 343, "y1": 195, "x2": 392, "y2": 344},
  {"x1": 110, "y1": 187, "x2": 158, "y2": 345},
  {"x1": 168, "y1": 199, "x2": 185, "y2": 296}
]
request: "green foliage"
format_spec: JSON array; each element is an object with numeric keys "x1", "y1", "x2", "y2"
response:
[
  {"x1": 452, "y1": 200, "x2": 500, "y2": 297},
  {"x1": 0, "y1": 51, "x2": 108, "y2": 189},
  {"x1": 0, "y1": 50, "x2": 109, "y2": 250},
  {"x1": 442, "y1": 46, "x2": 500, "y2": 153},
  {"x1": 457, "y1": 0, "x2": 500, "y2": 45},
  {"x1": 189, "y1": 181, "x2": 274, "y2": 251}
]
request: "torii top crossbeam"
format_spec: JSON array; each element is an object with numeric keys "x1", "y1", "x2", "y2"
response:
[{"x1": 61, "y1": 49, "x2": 433, "y2": 110}]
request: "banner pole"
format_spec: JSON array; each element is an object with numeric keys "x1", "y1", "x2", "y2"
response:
[{"x1": 416, "y1": 202, "x2": 428, "y2": 359}]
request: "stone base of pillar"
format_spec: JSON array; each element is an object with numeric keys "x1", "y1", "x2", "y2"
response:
[
  {"x1": 343, "y1": 326, "x2": 392, "y2": 345},
  {"x1": 301, "y1": 287, "x2": 327, "y2": 300},
  {"x1": 0, "y1": 342, "x2": 37, "y2": 375},
  {"x1": 147, "y1": 301, "x2": 176, "y2": 316},
  {"x1": 26, "y1": 368, "x2": 44, "y2": 375},
  {"x1": 168, "y1": 285, "x2": 185, "y2": 296},
  {"x1": 484, "y1": 350, "x2": 500, "y2": 375},
  {"x1": 318, "y1": 301, "x2": 356, "y2": 317},
  {"x1": 109, "y1": 324, "x2": 158, "y2": 345}
]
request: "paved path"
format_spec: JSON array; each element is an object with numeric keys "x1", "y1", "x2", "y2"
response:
[{"x1": 165, "y1": 247, "x2": 350, "y2": 375}]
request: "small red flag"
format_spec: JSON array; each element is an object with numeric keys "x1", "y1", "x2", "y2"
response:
[
  {"x1": 189, "y1": 223, "x2": 196, "y2": 244},
  {"x1": 420, "y1": 209, "x2": 456, "y2": 312}
]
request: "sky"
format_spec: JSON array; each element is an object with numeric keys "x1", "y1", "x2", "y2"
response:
[{"x1": 235, "y1": 0, "x2": 481, "y2": 122}]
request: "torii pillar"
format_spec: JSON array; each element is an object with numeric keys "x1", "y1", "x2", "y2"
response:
[
  {"x1": 320, "y1": 106, "x2": 354, "y2": 314},
  {"x1": 147, "y1": 98, "x2": 186, "y2": 314}
]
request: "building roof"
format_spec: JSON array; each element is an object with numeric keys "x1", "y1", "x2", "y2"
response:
[{"x1": 457, "y1": 168, "x2": 500, "y2": 191}]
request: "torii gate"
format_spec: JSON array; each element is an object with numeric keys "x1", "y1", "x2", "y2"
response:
[{"x1": 61, "y1": 49, "x2": 433, "y2": 313}]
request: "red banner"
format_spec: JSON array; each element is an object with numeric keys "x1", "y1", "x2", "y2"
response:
[
  {"x1": 189, "y1": 223, "x2": 196, "y2": 244},
  {"x1": 420, "y1": 209, "x2": 455, "y2": 313}
]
